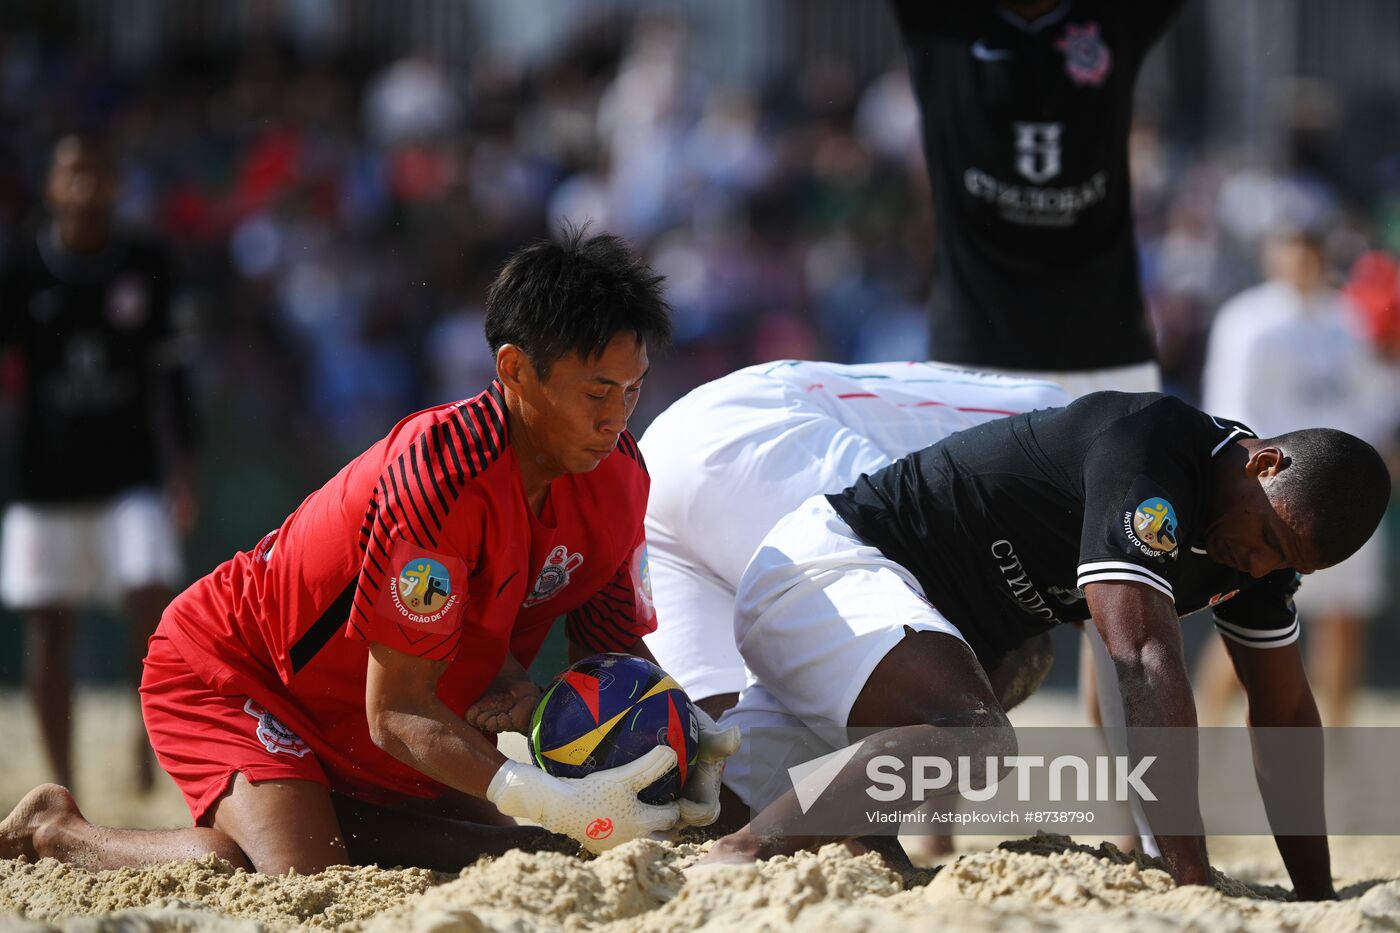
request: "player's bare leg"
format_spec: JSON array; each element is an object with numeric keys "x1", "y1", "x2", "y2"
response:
[
  {"x1": 206, "y1": 774, "x2": 348, "y2": 874},
  {"x1": 25, "y1": 609, "x2": 75, "y2": 788},
  {"x1": 122, "y1": 584, "x2": 171, "y2": 793},
  {"x1": 911, "y1": 632, "x2": 1054, "y2": 862},
  {"x1": 0, "y1": 783, "x2": 248, "y2": 870},
  {"x1": 1307, "y1": 612, "x2": 1365, "y2": 726},
  {"x1": 696, "y1": 631, "x2": 1012, "y2": 870}
]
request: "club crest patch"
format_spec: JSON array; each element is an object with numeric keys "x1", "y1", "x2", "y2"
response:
[
  {"x1": 1129, "y1": 497, "x2": 1179, "y2": 555},
  {"x1": 393, "y1": 556, "x2": 459, "y2": 623},
  {"x1": 1056, "y1": 22, "x2": 1112, "y2": 86},
  {"x1": 524, "y1": 545, "x2": 584, "y2": 608},
  {"x1": 243, "y1": 699, "x2": 312, "y2": 757}
]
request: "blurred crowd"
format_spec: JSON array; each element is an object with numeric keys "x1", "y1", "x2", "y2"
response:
[{"x1": 1, "y1": 7, "x2": 1398, "y2": 566}]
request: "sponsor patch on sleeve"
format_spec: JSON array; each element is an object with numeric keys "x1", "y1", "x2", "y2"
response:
[
  {"x1": 1116, "y1": 477, "x2": 1181, "y2": 560},
  {"x1": 375, "y1": 543, "x2": 467, "y2": 635}
]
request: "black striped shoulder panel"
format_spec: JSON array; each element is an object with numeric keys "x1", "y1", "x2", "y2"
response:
[
  {"x1": 364, "y1": 381, "x2": 509, "y2": 555},
  {"x1": 614, "y1": 430, "x2": 647, "y2": 475}
]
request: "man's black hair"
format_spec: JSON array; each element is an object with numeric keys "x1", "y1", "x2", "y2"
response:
[
  {"x1": 484, "y1": 225, "x2": 672, "y2": 379},
  {"x1": 1266, "y1": 428, "x2": 1391, "y2": 566}
]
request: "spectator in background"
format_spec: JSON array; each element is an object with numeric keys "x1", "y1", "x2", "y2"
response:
[
  {"x1": 1196, "y1": 230, "x2": 1400, "y2": 726},
  {"x1": 0, "y1": 134, "x2": 199, "y2": 791}
]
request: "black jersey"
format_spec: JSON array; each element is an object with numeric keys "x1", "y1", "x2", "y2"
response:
[
  {"x1": 828, "y1": 393, "x2": 1300, "y2": 669},
  {"x1": 891, "y1": 0, "x2": 1185, "y2": 369},
  {"x1": 0, "y1": 226, "x2": 195, "y2": 503}
]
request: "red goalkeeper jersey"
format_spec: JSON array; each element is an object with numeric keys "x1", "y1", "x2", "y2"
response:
[{"x1": 159, "y1": 381, "x2": 655, "y2": 801}]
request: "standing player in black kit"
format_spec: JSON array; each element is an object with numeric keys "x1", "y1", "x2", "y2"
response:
[
  {"x1": 891, "y1": 0, "x2": 1183, "y2": 384},
  {"x1": 0, "y1": 134, "x2": 199, "y2": 792},
  {"x1": 890, "y1": 3, "x2": 1191, "y2": 844}
]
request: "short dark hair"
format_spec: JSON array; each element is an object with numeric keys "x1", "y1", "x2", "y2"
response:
[
  {"x1": 484, "y1": 225, "x2": 672, "y2": 380},
  {"x1": 1267, "y1": 428, "x2": 1391, "y2": 566}
]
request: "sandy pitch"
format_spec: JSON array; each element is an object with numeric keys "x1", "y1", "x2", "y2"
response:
[
  {"x1": 3, "y1": 835, "x2": 1400, "y2": 932},
  {"x1": 2, "y1": 690, "x2": 1399, "y2": 932}
]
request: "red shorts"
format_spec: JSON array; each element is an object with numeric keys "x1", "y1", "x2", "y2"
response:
[{"x1": 140, "y1": 631, "x2": 330, "y2": 824}]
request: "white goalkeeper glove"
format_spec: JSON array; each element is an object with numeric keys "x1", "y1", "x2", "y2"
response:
[
  {"x1": 677, "y1": 705, "x2": 741, "y2": 828},
  {"x1": 487, "y1": 746, "x2": 680, "y2": 854}
]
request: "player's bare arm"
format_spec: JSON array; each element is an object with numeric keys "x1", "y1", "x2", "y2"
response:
[
  {"x1": 1085, "y1": 579, "x2": 1211, "y2": 887},
  {"x1": 1224, "y1": 634, "x2": 1336, "y2": 900},
  {"x1": 369, "y1": 637, "x2": 693, "y2": 848},
  {"x1": 366, "y1": 642, "x2": 510, "y2": 796}
]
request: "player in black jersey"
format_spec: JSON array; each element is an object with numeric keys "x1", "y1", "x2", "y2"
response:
[
  {"x1": 697, "y1": 392, "x2": 1389, "y2": 898},
  {"x1": 891, "y1": 0, "x2": 1183, "y2": 375},
  {"x1": 0, "y1": 135, "x2": 199, "y2": 792}
]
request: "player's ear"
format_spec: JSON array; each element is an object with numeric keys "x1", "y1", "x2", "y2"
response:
[
  {"x1": 1245, "y1": 445, "x2": 1286, "y2": 479},
  {"x1": 496, "y1": 344, "x2": 532, "y2": 392}
]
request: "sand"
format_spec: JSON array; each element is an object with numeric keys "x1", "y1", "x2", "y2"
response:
[
  {"x1": 3, "y1": 690, "x2": 1399, "y2": 932},
  {"x1": 5, "y1": 835, "x2": 1399, "y2": 933}
]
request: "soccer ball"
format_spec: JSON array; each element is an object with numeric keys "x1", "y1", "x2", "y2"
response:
[{"x1": 528, "y1": 653, "x2": 699, "y2": 804}]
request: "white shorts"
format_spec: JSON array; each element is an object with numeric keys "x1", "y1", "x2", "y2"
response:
[
  {"x1": 720, "y1": 496, "x2": 968, "y2": 807},
  {"x1": 641, "y1": 548, "x2": 746, "y2": 701},
  {"x1": 641, "y1": 362, "x2": 1067, "y2": 700},
  {"x1": 0, "y1": 487, "x2": 182, "y2": 609},
  {"x1": 1293, "y1": 527, "x2": 1389, "y2": 619}
]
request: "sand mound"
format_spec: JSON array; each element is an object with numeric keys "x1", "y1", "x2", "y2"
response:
[
  {"x1": 0, "y1": 852, "x2": 442, "y2": 931},
  {"x1": 357, "y1": 839, "x2": 694, "y2": 932},
  {"x1": 355, "y1": 838, "x2": 903, "y2": 933}
]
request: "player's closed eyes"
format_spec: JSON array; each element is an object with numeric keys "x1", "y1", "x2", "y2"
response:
[{"x1": 588, "y1": 385, "x2": 643, "y2": 401}]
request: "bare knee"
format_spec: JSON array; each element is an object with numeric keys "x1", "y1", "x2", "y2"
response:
[{"x1": 905, "y1": 708, "x2": 1017, "y2": 761}]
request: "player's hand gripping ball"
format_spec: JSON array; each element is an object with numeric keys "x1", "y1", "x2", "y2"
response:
[{"x1": 528, "y1": 653, "x2": 700, "y2": 804}]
